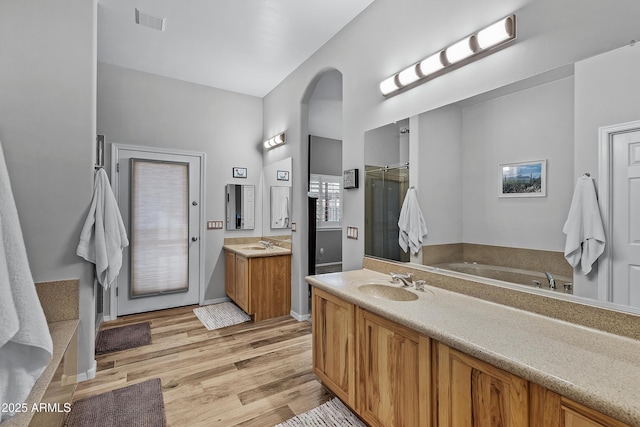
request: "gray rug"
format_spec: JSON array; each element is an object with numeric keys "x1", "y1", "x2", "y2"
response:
[
  {"x1": 193, "y1": 302, "x2": 251, "y2": 330},
  {"x1": 64, "y1": 378, "x2": 166, "y2": 427},
  {"x1": 95, "y1": 322, "x2": 151, "y2": 355},
  {"x1": 274, "y1": 398, "x2": 365, "y2": 427}
]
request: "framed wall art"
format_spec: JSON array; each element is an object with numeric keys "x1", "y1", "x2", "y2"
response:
[
  {"x1": 499, "y1": 159, "x2": 546, "y2": 197},
  {"x1": 232, "y1": 167, "x2": 247, "y2": 178}
]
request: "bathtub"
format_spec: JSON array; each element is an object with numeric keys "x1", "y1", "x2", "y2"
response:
[{"x1": 431, "y1": 261, "x2": 573, "y2": 294}]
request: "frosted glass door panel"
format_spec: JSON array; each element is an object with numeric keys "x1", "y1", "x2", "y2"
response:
[{"x1": 131, "y1": 159, "x2": 189, "y2": 297}]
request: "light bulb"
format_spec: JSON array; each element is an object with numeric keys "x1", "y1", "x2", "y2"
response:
[
  {"x1": 380, "y1": 75, "x2": 400, "y2": 96},
  {"x1": 477, "y1": 16, "x2": 514, "y2": 49},
  {"x1": 418, "y1": 53, "x2": 444, "y2": 76},
  {"x1": 445, "y1": 36, "x2": 474, "y2": 64}
]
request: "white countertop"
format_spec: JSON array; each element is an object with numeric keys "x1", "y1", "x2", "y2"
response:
[{"x1": 306, "y1": 269, "x2": 640, "y2": 426}]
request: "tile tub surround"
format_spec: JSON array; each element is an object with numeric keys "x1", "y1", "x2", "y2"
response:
[
  {"x1": 5, "y1": 280, "x2": 80, "y2": 427},
  {"x1": 422, "y1": 243, "x2": 572, "y2": 279},
  {"x1": 364, "y1": 257, "x2": 640, "y2": 341},
  {"x1": 306, "y1": 269, "x2": 640, "y2": 426}
]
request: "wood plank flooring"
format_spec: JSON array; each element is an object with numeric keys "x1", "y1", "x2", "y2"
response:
[{"x1": 74, "y1": 305, "x2": 333, "y2": 426}]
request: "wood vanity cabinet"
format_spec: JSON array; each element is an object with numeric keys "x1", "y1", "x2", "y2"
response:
[
  {"x1": 312, "y1": 288, "x2": 356, "y2": 408},
  {"x1": 529, "y1": 383, "x2": 632, "y2": 427},
  {"x1": 436, "y1": 342, "x2": 529, "y2": 427},
  {"x1": 224, "y1": 250, "x2": 291, "y2": 321},
  {"x1": 357, "y1": 308, "x2": 431, "y2": 427}
]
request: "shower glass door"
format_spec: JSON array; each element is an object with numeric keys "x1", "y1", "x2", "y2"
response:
[{"x1": 364, "y1": 165, "x2": 410, "y2": 262}]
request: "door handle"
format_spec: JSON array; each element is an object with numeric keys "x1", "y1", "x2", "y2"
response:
[{"x1": 191, "y1": 237, "x2": 198, "y2": 242}]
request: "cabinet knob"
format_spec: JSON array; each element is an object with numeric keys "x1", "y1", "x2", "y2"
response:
[{"x1": 192, "y1": 236, "x2": 198, "y2": 242}]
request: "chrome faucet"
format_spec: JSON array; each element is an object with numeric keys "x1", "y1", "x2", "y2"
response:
[
  {"x1": 258, "y1": 240, "x2": 273, "y2": 249},
  {"x1": 390, "y1": 272, "x2": 414, "y2": 287},
  {"x1": 544, "y1": 272, "x2": 556, "y2": 289}
]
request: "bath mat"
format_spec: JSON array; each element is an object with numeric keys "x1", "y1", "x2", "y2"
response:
[
  {"x1": 193, "y1": 302, "x2": 251, "y2": 330},
  {"x1": 95, "y1": 322, "x2": 151, "y2": 355},
  {"x1": 274, "y1": 398, "x2": 365, "y2": 427},
  {"x1": 64, "y1": 378, "x2": 166, "y2": 427}
]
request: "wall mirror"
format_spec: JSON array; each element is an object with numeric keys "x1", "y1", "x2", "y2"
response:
[
  {"x1": 226, "y1": 184, "x2": 255, "y2": 230},
  {"x1": 262, "y1": 157, "x2": 292, "y2": 238},
  {"x1": 364, "y1": 46, "x2": 640, "y2": 315}
]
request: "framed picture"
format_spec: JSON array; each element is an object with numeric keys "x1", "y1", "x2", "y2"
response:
[
  {"x1": 499, "y1": 160, "x2": 546, "y2": 197},
  {"x1": 343, "y1": 168, "x2": 359, "y2": 189},
  {"x1": 232, "y1": 167, "x2": 247, "y2": 179},
  {"x1": 277, "y1": 170, "x2": 289, "y2": 181}
]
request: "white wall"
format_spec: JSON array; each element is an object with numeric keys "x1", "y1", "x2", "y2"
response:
[
  {"x1": 417, "y1": 105, "x2": 463, "y2": 246},
  {"x1": 0, "y1": 0, "x2": 97, "y2": 376},
  {"x1": 573, "y1": 44, "x2": 640, "y2": 299},
  {"x1": 97, "y1": 63, "x2": 263, "y2": 303},
  {"x1": 262, "y1": 0, "x2": 640, "y2": 317},
  {"x1": 461, "y1": 77, "x2": 574, "y2": 250}
]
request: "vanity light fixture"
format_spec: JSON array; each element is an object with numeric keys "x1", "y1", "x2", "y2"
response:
[
  {"x1": 380, "y1": 14, "x2": 516, "y2": 96},
  {"x1": 264, "y1": 132, "x2": 286, "y2": 149}
]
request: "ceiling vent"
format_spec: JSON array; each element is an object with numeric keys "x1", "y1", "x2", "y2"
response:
[{"x1": 135, "y1": 8, "x2": 166, "y2": 32}]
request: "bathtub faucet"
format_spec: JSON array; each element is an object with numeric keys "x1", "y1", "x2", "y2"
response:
[
  {"x1": 544, "y1": 272, "x2": 556, "y2": 289},
  {"x1": 390, "y1": 272, "x2": 413, "y2": 287}
]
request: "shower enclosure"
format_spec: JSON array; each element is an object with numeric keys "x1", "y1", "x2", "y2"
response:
[{"x1": 364, "y1": 163, "x2": 410, "y2": 262}]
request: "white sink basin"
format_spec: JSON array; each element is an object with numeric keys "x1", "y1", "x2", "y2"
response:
[{"x1": 358, "y1": 284, "x2": 418, "y2": 301}]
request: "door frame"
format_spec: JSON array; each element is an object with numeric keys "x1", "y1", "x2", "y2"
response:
[
  {"x1": 597, "y1": 119, "x2": 640, "y2": 302},
  {"x1": 107, "y1": 143, "x2": 206, "y2": 320}
]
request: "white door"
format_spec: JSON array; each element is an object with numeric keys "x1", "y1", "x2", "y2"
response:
[
  {"x1": 113, "y1": 145, "x2": 202, "y2": 316},
  {"x1": 611, "y1": 130, "x2": 640, "y2": 307}
]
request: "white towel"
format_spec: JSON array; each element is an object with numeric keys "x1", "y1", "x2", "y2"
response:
[
  {"x1": 0, "y1": 140, "x2": 53, "y2": 422},
  {"x1": 398, "y1": 187, "x2": 428, "y2": 254},
  {"x1": 279, "y1": 196, "x2": 290, "y2": 227},
  {"x1": 77, "y1": 168, "x2": 129, "y2": 289},
  {"x1": 562, "y1": 175, "x2": 605, "y2": 274}
]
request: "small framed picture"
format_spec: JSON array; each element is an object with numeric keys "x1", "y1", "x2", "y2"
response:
[
  {"x1": 343, "y1": 168, "x2": 359, "y2": 189},
  {"x1": 499, "y1": 160, "x2": 546, "y2": 197},
  {"x1": 232, "y1": 167, "x2": 247, "y2": 179},
  {"x1": 277, "y1": 170, "x2": 289, "y2": 181}
]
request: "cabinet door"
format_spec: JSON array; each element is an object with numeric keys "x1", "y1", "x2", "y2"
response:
[
  {"x1": 530, "y1": 383, "x2": 631, "y2": 427},
  {"x1": 235, "y1": 255, "x2": 249, "y2": 313},
  {"x1": 224, "y1": 251, "x2": 236, "y2": 300},
  {"x1": 437, "y1": 342, "x2": 528, "y2": 427},
  {"x1": 357, "y1": 308, "x2": 431, "y2": 427},
  {"x1": 312, "y1": 288, "x2": 356, "y2": 408}
]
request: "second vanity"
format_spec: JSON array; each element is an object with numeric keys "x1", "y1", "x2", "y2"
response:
[
  {"x1": 223, "y1": 239, "x2": 291, "y2": 321},
  {"x1": 306, "y1": 268, "x2": 640, "y2": 427}
]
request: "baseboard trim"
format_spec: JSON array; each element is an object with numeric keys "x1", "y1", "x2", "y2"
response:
[
  {"x1": 202, "y1": 296, "x2": 231, "y2": 306},
  {"x1": 77, "y1": 359, "x2": 97, "y2": 382},
  {"x1": 290, "y1": 310, "x2": 310, "y2": 322}
]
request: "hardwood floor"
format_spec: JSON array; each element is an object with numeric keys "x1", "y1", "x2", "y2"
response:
[{"x1": 74, "y1": 305, "x2": 333, "y2": 426}]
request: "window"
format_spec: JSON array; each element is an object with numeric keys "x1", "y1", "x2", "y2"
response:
[{"x1": 310, "y1": 174, "x2": 342, "y2": 228}]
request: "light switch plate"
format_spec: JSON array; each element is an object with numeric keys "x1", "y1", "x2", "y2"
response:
[
  {"x1": 207, "y1": 220, "x2": 224, "y2": 230},
  {"x1": 347, "y1": 226, "x2": 358, "y2": 239}
]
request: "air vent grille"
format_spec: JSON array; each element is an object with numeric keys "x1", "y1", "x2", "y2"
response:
[{"x1": 135, "y1": 8, "x2": 166, "y2": 32}]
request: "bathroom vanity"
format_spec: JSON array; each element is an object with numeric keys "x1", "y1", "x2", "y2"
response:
[
  {"x1": 307, "y1": 269, "x2": 640, "y2": 427},
  {"x1": 224, "y1": 241, "x2": 291, "y2": 321}
]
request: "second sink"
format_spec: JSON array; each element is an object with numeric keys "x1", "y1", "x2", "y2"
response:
[{"x1": 358, "y1": 284, "x2": 418, "y2": 301}]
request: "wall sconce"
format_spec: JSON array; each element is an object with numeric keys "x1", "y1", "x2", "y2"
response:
[
  {"x1": 380, "y1": 14, "x2": 516, "y2": 96},
  {"x1": 264, "y1": 132, "x2": 286, "y2": 149}
]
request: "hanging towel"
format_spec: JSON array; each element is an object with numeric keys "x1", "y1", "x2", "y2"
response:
[
  {"x1": 77, "y1": 168, "x2": 129, "y2": 289},
  {"x1": 279, "y1": 196, "x2": 290, "y2": 227},
  {"x1": 562, "y1": 175, "x2": 605, "y2": 274},
  {"x1": 398, "y1": 187, "x2": 428, "y2": 254},
  {"x1": 0, "y1": 140, "x2": 53, "y2": 422}
]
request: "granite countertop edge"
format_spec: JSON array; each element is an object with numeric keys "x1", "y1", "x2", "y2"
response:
[
  {"x1": 306, "y1": 269, "x2": 640, "y2": 427},
  {"x1": 223, "y1": 243, "x2": 291, "y2": 258}
]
